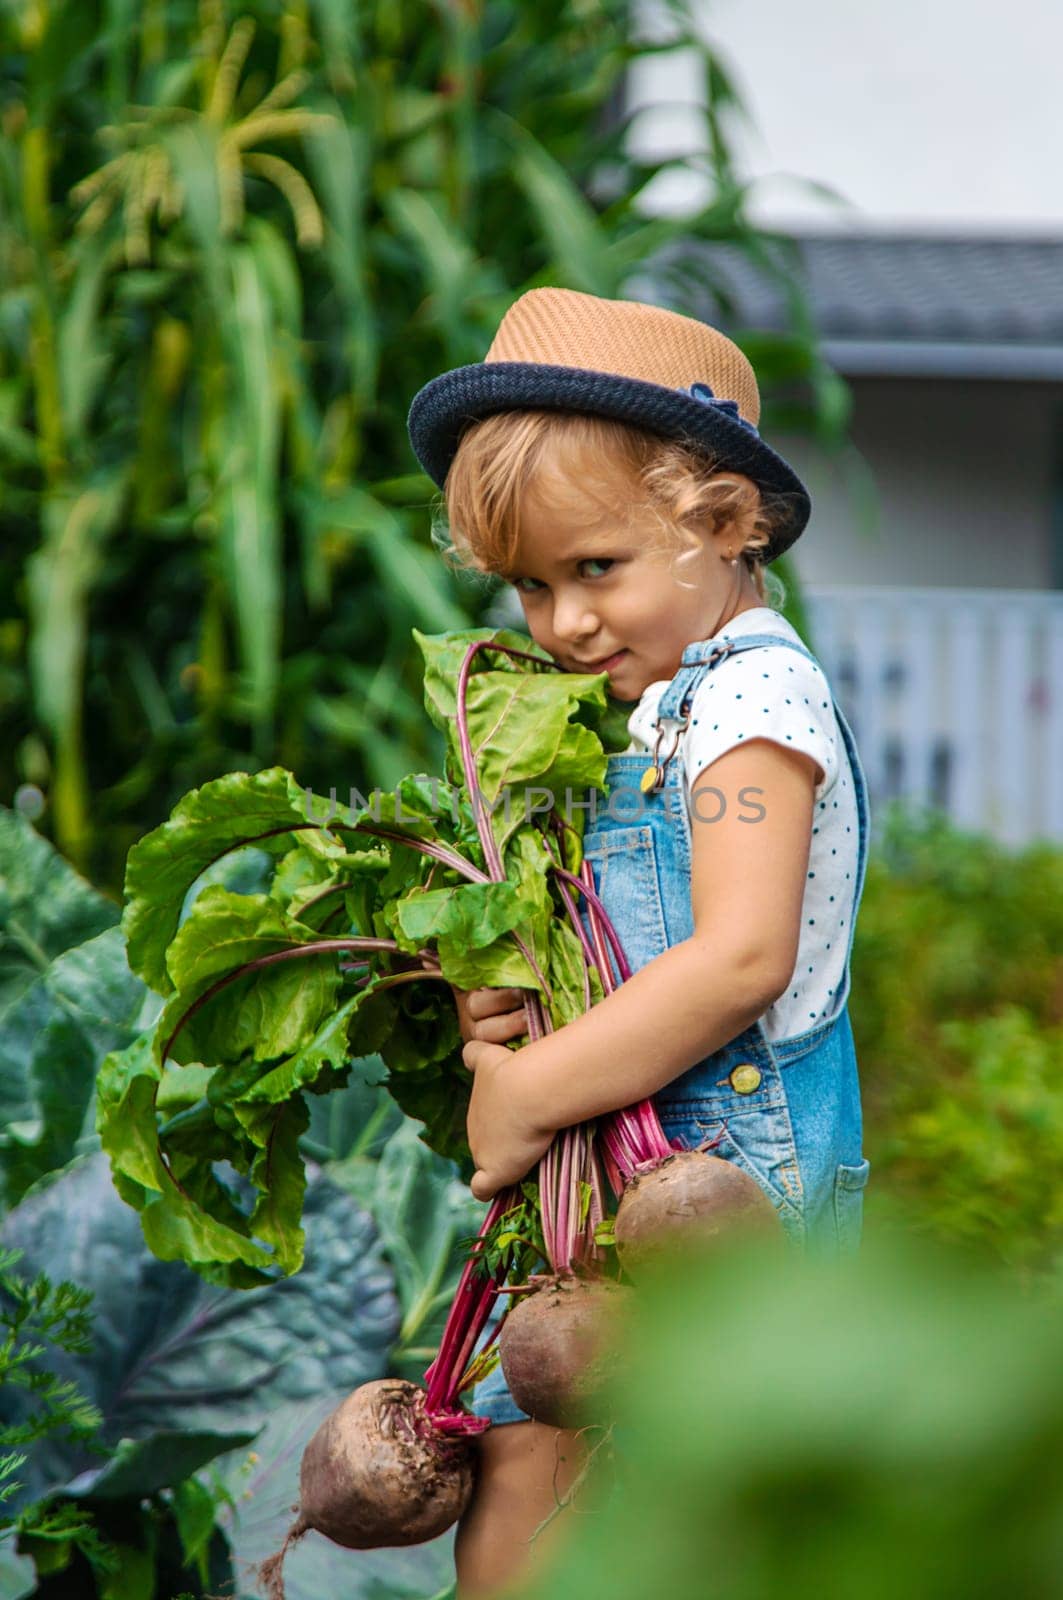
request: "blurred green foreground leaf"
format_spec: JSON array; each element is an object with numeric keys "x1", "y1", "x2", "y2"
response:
[{"x1": 520, "y1": 1229, "x2": 1063, "y2": 1600}]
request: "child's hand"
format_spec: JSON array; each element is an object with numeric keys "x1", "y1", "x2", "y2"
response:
[
  {"x1": 463, "y1": 1039, "x2": 555, "y2": 1202},
  {"x1": 451, "y1": 985, "x2": 529, "y2": 1046}
]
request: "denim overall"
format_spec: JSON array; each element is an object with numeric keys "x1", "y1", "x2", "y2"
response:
[{"x1": 471, "y1": 632, "x2": 872, "y2": 1425}]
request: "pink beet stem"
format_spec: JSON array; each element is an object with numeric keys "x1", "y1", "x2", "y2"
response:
[
  {"x1": 556, "y1": 858, "x2": 674, "y2": 1172},
  {"x1": 454, "y1": 643, "x2": 555, "y2": 1001},
  {"x1": 579, "y1": 860, "x2": 617, "y2": 994},
  {"x1": 555, "y1": 863, "x2": 633, "y2": 982},
  {"x1": 532, "y1": 812, "x2": 673, "y2": 1269},
  {"x1": 454, "y1": 642, "x2": 505, "y2": 882},
  {"x1": 427, "y1": 644, "x2": 670, "y2": 1434},
  {"x1": 424, "y1": 1189, "x2": 514, "y2": 1419},
  {"x1": 552, "y1": 868, "x2": 598, "y2": 969}
]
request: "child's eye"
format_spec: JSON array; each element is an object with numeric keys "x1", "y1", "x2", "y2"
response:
[{"x1": 510, "y1": 558, "x2": 614, "y2": 594}]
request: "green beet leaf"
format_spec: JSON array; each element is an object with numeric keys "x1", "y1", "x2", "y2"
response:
[
  {"x1": 589, "y1": 690, "x2": 641, "y2": 754},
  {"x1": 226, "y1": 990, "x2": 388, "y2": 1107},
  {"x1": 389, "y1": 878, "x2": 528, "y2": 953},
  {"x1": 546, "y1": 916, "x2": 606, "y2": 1028},
  {"x1": 415, "y1": 628, "x2": 610, "y2": 854},
  {"x1": 247, "y1": 1098, "x2": 311, "y2": 1276},
  {"x1": 123, "y1": 768, "x2": 322, "y2": 993},
  {"x1": 340, "y1": 850, "x2": 393, "y2": 937},
  {"x1": 464, "y1": 670, "x2": 609, "y2": 800},
  {"x1": 268, "y1": 842, "x2": 344, "y2": 921},
  {"x1": 156, "y1": 888, "x2": 341, "y2": 1067},
  {"x1": 403, "y1": 828, "x2": 554, "y2": 996},
  {"x1": 352, "y1": 771, "x2": 463, "y2": 840},
  {"x1": 378, "y1": 981, "x2": 461, "y2": 1079},
  {"x1": 100, "y1": 983, "x2": 406, "y2": 1281},
  {"x1": 433, "y1": 939, "x2": 543, "y2": 993},
  {"x1": 96, "y1": 1032, "x2": 280, "y2": 1282},
  {"x1": 415, "y1": 626, "x2": 554, "y2": 732},
  {"x1": 383, "y1": 1063, "x2": 472, "y2": 1173}
]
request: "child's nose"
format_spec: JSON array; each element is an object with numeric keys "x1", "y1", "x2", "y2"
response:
[{"x1": 550, "y1": 589, "x2": 598, "y2": 643}]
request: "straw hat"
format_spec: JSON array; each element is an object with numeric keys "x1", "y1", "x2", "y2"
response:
[{"x1": 406, "y1": 286, "x2": 811, "y2": 561}]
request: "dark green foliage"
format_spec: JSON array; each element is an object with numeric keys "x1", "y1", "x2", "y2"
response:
[
  {"x1": 0, "y1": 0, "x2": 830, "y2": 892},
  {"x1": 0, "y1": 1149, "x2": 411, "y2": 1598},
  {"x1": 0, "y1": 1154, "x2": 399, "y2": 1499},
  {"x1": 0, "y1": 811, "x2": 148, "y2": 1213},
  {"x1": 0, "y1": 1247, "x2": 101, "y2": 1510},
  {"x1": 0, "y1": 1238, "x2": 234, "y2": 1597},
  {"x1": 851, "y1": 806, "x2": 1063, "y2": 1271}
]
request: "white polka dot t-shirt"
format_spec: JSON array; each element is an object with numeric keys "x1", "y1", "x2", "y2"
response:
[{"x1": 625, "y1": 607, "x2": 861, "y2": 1043}]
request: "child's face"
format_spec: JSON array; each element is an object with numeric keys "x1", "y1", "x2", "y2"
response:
[{"x1": 504, "y1": 452, "x2": 754, "y2": 702}]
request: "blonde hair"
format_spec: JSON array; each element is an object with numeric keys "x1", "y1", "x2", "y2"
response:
[{"x1": 431, "y1": 410, "x2": 790, "y2": 608}]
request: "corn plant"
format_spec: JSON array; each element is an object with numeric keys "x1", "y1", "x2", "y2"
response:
[{"x1": 0, "y1": 0, "x2": 839, "y2": 891}]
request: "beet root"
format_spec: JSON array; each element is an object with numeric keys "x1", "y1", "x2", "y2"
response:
[
  {"x1": 259, "y1": 1379, "x2": 475, "y2": 1598},
  {"x1": 499, "y1": 1274, "x2": 629, "y2": 1428},
  {"x1": 615, "y1": 1149, "x2": 777, "y2": 1275}
]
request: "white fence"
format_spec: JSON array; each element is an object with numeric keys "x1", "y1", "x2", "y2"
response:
[{"x1": 803, "y1": 586, "x2": 1063, "y2": 848}]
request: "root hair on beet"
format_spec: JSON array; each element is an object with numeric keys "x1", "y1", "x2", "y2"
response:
[{"x1": 257, "y1": 1514, "x2": 309, "y2": 1600}]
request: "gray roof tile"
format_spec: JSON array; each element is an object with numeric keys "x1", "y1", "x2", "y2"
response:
[{"x1": 655, "y1": 234, "x2": 1063, "y2": 356}]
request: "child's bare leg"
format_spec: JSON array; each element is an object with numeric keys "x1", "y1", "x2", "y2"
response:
[{"x1": 454, "y1": 1419, "x2": 590, "y2": 1598}]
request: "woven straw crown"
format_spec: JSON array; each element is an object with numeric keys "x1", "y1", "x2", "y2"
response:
[
  {"x1": 406, "y1": 285, "x2": 811, "y2": 560},
  {"x1": 484, "y1": 287, "x2": 761, "y2": 427}
]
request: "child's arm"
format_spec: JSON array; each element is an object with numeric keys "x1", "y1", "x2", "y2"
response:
[{"x1": 465, "y1": 738, "x2": 818, "y2": 1199}]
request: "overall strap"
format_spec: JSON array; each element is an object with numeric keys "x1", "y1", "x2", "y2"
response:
[
  {"x1": 655, "y1": 632, "x2": 819, "y2": 724},
  {"x1": 642, "y1": 633, "x2": 821, "y2": 797}
]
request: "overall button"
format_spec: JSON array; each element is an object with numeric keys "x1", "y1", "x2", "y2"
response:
[{"x1": 729, "y1": 1063, "x2": 762, "y2": 1094}]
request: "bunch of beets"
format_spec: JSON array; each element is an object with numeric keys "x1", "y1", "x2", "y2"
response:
[{"x1": 98, "y1": 630, "x2": 773, "y2": 1592}]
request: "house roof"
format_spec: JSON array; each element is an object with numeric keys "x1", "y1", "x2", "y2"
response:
[{"x1": 661, "y1": 234, "x2": 1063, "y2": 379}]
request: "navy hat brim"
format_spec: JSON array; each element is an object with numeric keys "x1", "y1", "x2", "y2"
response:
[{"x1": 407, "y1": 361, "x2": 810, "y2": 563}]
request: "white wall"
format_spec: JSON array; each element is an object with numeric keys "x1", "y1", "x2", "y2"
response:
[
  {"x1": 784, "y1": 380, "x2": 1057, "y2": 589},
  {"x1": 628, "y1": 0, "x2": 1063, "y2": 232}
]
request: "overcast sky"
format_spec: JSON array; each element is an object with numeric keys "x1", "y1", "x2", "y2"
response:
[{"x1": 626, "y1": 0, "x2": 1063, "y2": 233}]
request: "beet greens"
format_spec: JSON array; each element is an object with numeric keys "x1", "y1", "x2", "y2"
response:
[{"x1": 97, "y1": 628, "x2": 632, "y2": 1284}]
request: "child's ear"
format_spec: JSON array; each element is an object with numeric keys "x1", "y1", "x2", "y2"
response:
[
  {"x1": 707, "y1": 470, "x2": 761, "y2": 549},
  {"x1": 709, "y1": 468, "x2": 759, "y2": 504}
]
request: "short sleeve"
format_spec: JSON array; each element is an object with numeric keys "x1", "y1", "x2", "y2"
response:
[{"x1": 680, "y1": 645, "x2": 840, "y2": 803}]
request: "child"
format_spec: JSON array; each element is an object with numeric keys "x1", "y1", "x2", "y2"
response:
[{"x1": 407, "y1": 287, "x2": 871, "y2": 1596}]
